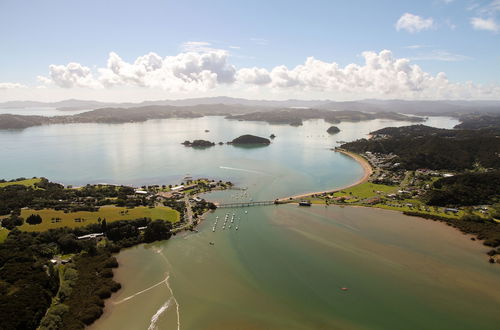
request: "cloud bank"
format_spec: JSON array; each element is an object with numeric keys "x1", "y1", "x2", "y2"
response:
[
  {"x1": 0, "y1": 82, "x2": 26, "y2": 90},
  {"x1": 31, "y1": 48, "x2": 500, "y2": 100}
]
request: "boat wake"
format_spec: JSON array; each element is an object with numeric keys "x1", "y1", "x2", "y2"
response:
[
  {"x1": 151, "y1": 247, "x2": 181, "y2": 330},
  {"x1": 148, "y1": 298, "x2": 172, "y2": 330},
  {"x1": 164, "y1": 273, "x2": 181, "y2": 330},
  {"x1": 113, "y1": 275, "x2": 169, "y2": 305},
  {"x1": 219, "y1": 166, "x2": 266, "y2": 175}
]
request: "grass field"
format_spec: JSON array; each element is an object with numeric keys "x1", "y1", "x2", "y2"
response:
[
  {"x1": 15, "y1": 206, "x2": 179, "y2": 232},
  {"x1": 332, "y1": 182, "x2": 398, "y2": 199},
  {"x1": 0, "y1": 229, "x2": 9, "y2": 243},
  {"x1": 0, "y1": 178, "x2": 42, "y2": 188}
]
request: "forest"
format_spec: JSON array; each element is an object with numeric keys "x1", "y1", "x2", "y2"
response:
[
  {"x1": 425, "y1": 171, "x2": 500, "y2": 206},
  {"x1": 0, "y1": 218, "x2": 173, "y2": 330},
  {"x1": 341, "y1": 125, "x2": 500, "y2": 170},
  {"x1": 0, "y1": 178, "x2": 150, "y2": 217}
]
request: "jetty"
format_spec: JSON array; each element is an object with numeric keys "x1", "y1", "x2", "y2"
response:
[{"x1": 217, "y1": 200, "x2": 277, "y2": 208}]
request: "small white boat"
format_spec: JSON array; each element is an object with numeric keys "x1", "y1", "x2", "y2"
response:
[
  {"x1": 212, "y1": 227, "x2": 215, "y2": 232},
  {"x1": 236, "y1": 226, "x2": 239, "y2": 230},
  {"x1": 245, "y1": 211, "x2": 248, "y2": 214}
]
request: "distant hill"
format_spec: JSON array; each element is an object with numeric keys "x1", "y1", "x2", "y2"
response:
[
  {"x1": 2, "y1": 97, "x2": 499, "y2": 116},
  {"x1": 226, "y1": 109, "x2": 424, "y2": 126},
  {"x1": 318, "y1": 99, "x2": 500, "y2": 116}
]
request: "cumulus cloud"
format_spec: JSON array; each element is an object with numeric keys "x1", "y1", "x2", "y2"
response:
[
  {"x1": 236, "y1": 67, "x2": 272, "y2": 85},
  {"x1": 38, "y1": 49, "x2": 500, "y2": 99},
  {"x1": 39, "y1": 62, "x2": 100, "y2": 88},
  {"x1": 237, "y1": 50, "x2": 498, "y2": 99},
  {"x1": 0, "y1": 82, "x2": 26, "y2": 89},
  {"x1": 396, "y1": 13, "x2": 434, "y2": 33},
  {"x1": 40, "y1": 49, "x2": 236, "y2": 92},
  {"x1": 470, "y1": 17, "x2": 499, "y2": 32}
]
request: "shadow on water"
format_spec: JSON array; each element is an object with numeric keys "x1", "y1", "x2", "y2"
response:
[{"x1": 229, "y1": 143, "x2": 271, "y2": 149}]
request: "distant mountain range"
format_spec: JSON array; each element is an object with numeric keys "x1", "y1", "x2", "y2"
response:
[{"x1": 1, "y1": 97, "x2": 499, "y2": 115}]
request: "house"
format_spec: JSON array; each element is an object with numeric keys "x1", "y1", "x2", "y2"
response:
[
  {"x1": 135, "y1": 190, "x2": 148, "y2": 195},
  {"x1": 77, "y1": 233, "x2": 104, "y2": 240},
  {"x1": 171, "y1": 185, "x2": 184, "y2": 191},
  {"x1": 445, "y1": 208, "x2": 459, "y2": 213}
]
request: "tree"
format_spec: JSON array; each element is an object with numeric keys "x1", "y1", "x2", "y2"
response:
[
  {"x1": 26, "y1": 213, "x2": 42, "y2": 225},
  {"x1": 144, "y1": 220, "x2": 172, "y2": 243}
]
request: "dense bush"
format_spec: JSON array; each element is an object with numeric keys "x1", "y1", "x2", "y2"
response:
[
  {"x1": 342, "y1": 125, "x2": 500, "y2": 170},
  {"x1": 426, "y1": 171, "x2": 500, "y2": 206}
]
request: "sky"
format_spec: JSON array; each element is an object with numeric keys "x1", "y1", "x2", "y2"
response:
[{"x1": 0, "y1": 0, "x2": 499, "y2": 102}]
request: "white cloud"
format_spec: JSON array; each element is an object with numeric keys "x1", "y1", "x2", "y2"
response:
[
  {"x1": 409, "y1": 50, "x2": 471, "y2": 62},
  {"x1": 396, "y1": 13, "x2": 434, "y2": 33},
  {"x1": 35, "y1": 49, "x2": 500, "y2": 100},
  {"x1": 236, "y1": 50, "x2": 498, "y2": 99},
  {"x1": 405, "y1": 45, "x2": 430, "y2": 49},
  {"x1": 250, "y1": 38, "x2": 268, "y2": 45},
  {"x1": 477, "y1": 0, "x2": 500, "y2": 15},
  {"x1": 470, "y1": 17, "x2": 500, "y2": 32},
  {"x1": 40, "y1": 49, "x2": 237, "y2": 92},
  {"x1": 0, "y1": 82, "x2": 26, "y2": 89},
  {"x1": 236, "y1": 67, "x2": 271, "y2": 85},
  {"x1": 40, "y1": 62, "x2": 100, "y2": 88},
  {"x1": 181, "y1": 41, "x2": 219, "y2": 53}
]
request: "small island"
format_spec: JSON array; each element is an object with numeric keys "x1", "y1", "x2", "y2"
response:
[
  {"x1": 327, "y1": 126, "x2": 341, "y2": 134},
  {"x1": 229, "y1": 134, "x2": 271, "y2": 145},
  {"x1": 182, "y1": 140, "x2": 215, "y2": 147}
]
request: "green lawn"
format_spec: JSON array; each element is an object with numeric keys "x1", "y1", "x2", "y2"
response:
[
  {"x1": 15, "y1": 206, "x2": 179, "y2": 232},
  {"x1": 0, "y1": 178, "x2": 42, "y2": 188},
  {"x1": 331, "y1": 182, "x2": 398, "y2": 200},
  {"x1": 0, "y1": 229, "x2": 9, "y2": 243}
]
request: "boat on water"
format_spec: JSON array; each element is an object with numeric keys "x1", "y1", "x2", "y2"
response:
[
  {"x1": 244, "y1": 211, "x2": 248, "y2": 214},
  {"x1": 236, "y1": 226, "x2": 239, "y2": 230},
  {"x1": 341, "y1": 287, "x2": 349, "y2": 291}
]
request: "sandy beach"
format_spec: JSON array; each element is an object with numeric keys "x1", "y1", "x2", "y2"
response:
[{"x1": 277, "y1": 149, "x2": 373, "y2": 202}]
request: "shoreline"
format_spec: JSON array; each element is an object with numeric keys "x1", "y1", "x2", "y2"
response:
[{"x1": 276, "y1": 149, "x2": 373, "y2": 202}]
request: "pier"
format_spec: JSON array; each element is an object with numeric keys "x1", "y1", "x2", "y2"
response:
[{"x1": 217, "y1": 200, "x2": 277, "y2": 208}]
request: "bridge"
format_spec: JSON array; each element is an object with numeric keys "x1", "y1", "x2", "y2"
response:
[{"x1": 217, "y1": 200, "x2": 277, "y2": 208}]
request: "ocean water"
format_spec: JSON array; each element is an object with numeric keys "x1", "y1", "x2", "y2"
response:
[{"x1": 4, "y1": 113, "x2": 494, "y2": 330}]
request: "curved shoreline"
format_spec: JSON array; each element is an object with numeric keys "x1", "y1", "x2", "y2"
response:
[{"x1": 276, "y1": 149, "x2": 373, "y2": 202}]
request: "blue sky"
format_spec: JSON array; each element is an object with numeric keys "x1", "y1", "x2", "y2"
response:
[{"x1": 0, "y1": 0, "x2": 499, "y2": 101}]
